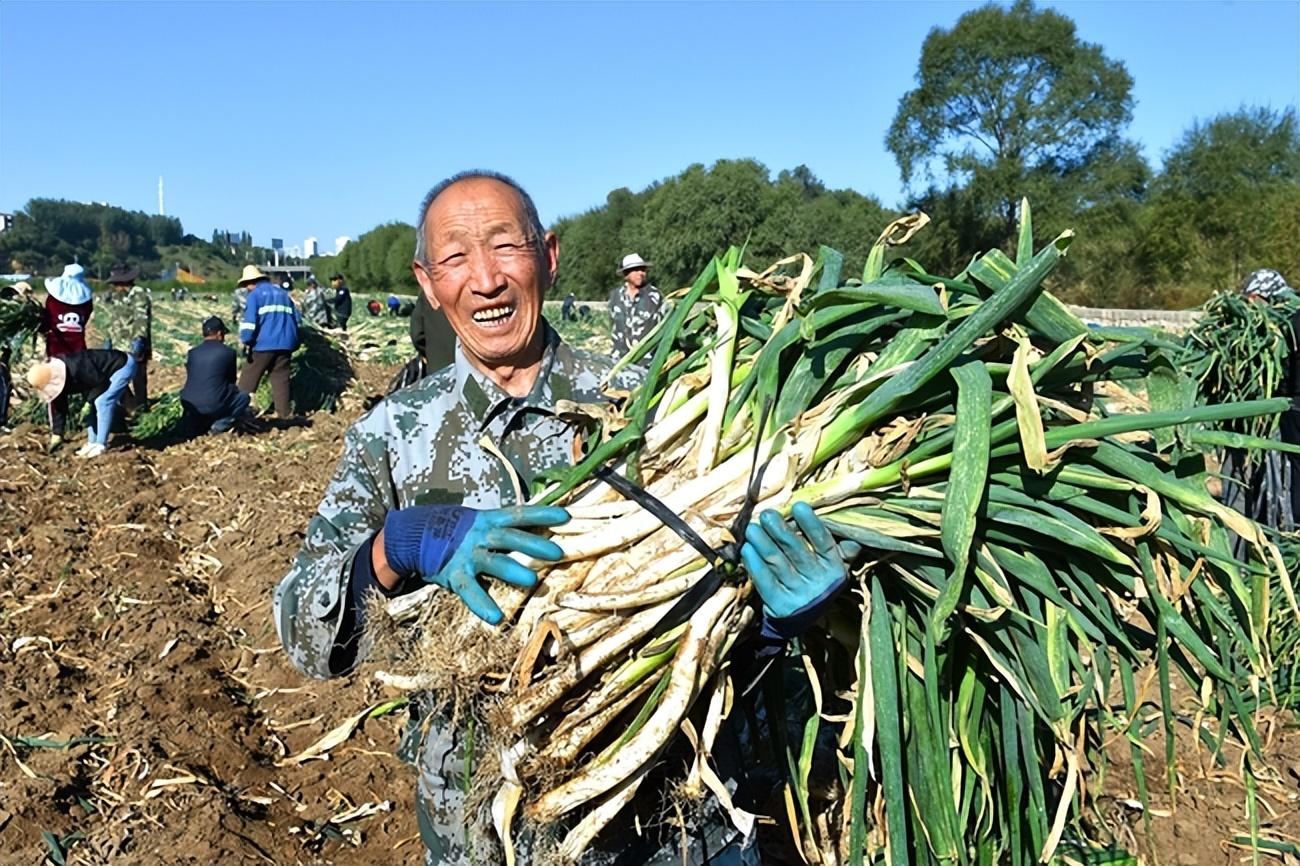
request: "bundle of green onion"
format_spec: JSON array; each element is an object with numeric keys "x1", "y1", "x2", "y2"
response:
[
  {"x1": 129, "y1": 391, "x2": 183, "y2": 440},
  {"x1": 0, "y1": 294, "x2": 41, "y2": 354},
  {"x1": 1183, "y1": 289, "x2": 1300, "y2": 439},
  {"x1": 253, "y1": 326, "x2": 353, "y2": 414},
  {"x1": 380, "y1": 203, "x2": 1293, "y2": 865}
]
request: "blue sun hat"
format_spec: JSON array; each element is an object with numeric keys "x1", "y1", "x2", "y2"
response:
[
  {"x1": 1239, "y1": 268, "x2": 1293, "y2": 302},
  {"x1": 44, "y1": 263, "x2": 93, "y2": 305}
]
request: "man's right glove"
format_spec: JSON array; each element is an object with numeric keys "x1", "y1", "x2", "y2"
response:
[{"x1": 383, "y1": 504, "x2": 569, "y2": 625}]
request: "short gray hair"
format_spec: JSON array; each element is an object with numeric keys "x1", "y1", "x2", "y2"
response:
[{"x1": 413, "y1": 170, "x2": 545, "y2": 264}]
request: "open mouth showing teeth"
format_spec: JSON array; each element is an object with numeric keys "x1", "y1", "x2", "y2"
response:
[{"x1": 472, "y1": 305, "x2": 516, "y2": 326}]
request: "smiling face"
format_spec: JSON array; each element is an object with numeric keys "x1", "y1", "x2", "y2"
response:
[{"x1": 412, "y1": 177, "x2": 558, "y2": 377}]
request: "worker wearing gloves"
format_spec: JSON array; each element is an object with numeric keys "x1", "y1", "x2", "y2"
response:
[
  {"x1": 275, "y1": 172, "x2": 853, "y2": 865},
  {"x1": 26, "y1": 348, "x2": 135, "y2": 459}
]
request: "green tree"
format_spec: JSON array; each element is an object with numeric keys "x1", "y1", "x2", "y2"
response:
[
  {"x1": 1139, "y1": 106, "x2": 1300, "y2": 298},
  {"x1": 887, "y1": 0, "x2": 1139, "y2": 246}
]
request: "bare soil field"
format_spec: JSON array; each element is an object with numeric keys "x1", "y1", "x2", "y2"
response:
[{"x1": 2, "y1": 328, "x2": 1299, "y2": 865}]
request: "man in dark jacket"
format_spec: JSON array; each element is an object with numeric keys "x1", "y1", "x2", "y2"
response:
[
  {"x1": 410, "y1": 291, "x2": 456, "y2": 372},
  {"x1": 330, "y1": 273, "x2": 353, "y2": 331},
  {"x1": 181, "y1": 316, "x2": 251, "y2": 437},
  {"x1": 237, "y1": 265, "x2": 301, "y2": 418},
  {"x1": 26, "y1": 348, "x2": 135, "y2": 459}
]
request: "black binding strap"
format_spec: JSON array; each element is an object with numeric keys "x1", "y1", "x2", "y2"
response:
[{"x1": 594, "y1": 398, "x2": 777, "y2": 650}]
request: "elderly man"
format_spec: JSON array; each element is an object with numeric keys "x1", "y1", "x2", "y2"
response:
[
  {"x1": 608, "y1": 252, "x2": 664, "y2": 357},
  {"x1": 99, "y1": 263, "x2": 153, "y2": 411},
  {"x1": 274, "y1": 172, "x2": 850, "y2": 864}
]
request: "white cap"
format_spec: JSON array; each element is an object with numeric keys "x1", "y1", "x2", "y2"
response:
[{"x1": 619, "y1": 253, "x2": 651, "y2": 273}]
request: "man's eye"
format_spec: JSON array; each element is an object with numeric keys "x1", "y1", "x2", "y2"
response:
[{"x1": 440, "y1": 253, "x2": 466, "y2": 265}]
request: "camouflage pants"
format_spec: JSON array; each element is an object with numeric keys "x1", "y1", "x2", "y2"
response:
[{"x1": 408, "y1": 708, "x2": 760, "y2": 865}]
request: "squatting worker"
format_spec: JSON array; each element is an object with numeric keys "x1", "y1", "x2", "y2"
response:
[
  {"x1": 100, "y1": 262, "x2": 153, "y2": 411},
  {"x1": 237, "y1": 265, "x2": 301, "y2": 418},
  {"x1": 607, "y1": 252, "x2": 664, "y2": 357},
  {"x1": 27, "y1": 347, "x2": 135, "y2": 459},
  {"x1": 180, "y1": 316, "x2": 251, "y2": 437},
  {"x1": 274, "y1": 171, "x2": 858, "y2": 864}
]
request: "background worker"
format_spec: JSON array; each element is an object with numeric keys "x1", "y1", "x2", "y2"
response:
[
  {"x1": 409, "y1": 291, "x2": 456, "y2": 373},
  {"x1": 99, "y1": 262, "x2": 153, "y2": 411},
  {"x1": 180, "y1": 316, "x2": 251, "y2": 437},
  {"x1": 302, "y1": 277, "x2": 332, "y2": 328},
  {"x1": 607, "y1": 252, "x2": 664, "y2": 357},
  {"x1": 275, "y1": 171, "x2": 849, "y2": 863},
  {"x1": 27, "y1": 347, "x2": 135, "y2": 459},
  {"x1": 330, "y1": 273, "x2": 353, "y2": 331},
  {"x1": 38, "y1": 263, "x2": 94, "y2": 451},
  {"x1": 237, "y1": 265, "x2": 300, "y2": 418}
]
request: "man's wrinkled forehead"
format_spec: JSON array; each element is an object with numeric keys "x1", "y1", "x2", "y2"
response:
[{"x1": 424, "y1": 178, "x2": 532, "y2": 241}]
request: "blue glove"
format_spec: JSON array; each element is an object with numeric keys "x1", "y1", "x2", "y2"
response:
[
  {"x1": 741, "y1": 502, "x2": 861, "y2": 639},
  {"x1": 130, "y1": 336, "x2": 147, "y2": 360},
  {"x1": 383, "y1": 504, "x2": 570, "y2": 625}
]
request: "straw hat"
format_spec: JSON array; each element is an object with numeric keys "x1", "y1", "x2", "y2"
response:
[
  {"x1": 237, "y1": 265, "x2": 267, "y2": 287},
  {"x1": 26, "y1": 358, "x2": 67, "y2": 403},
  {"x1": 618, "y1": 253, "x2": 651, "y2": 274}
]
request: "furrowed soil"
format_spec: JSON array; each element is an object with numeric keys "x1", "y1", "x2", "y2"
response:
[{"x1": 1, "y1": 305, "x2": 1299, "y2": 865}]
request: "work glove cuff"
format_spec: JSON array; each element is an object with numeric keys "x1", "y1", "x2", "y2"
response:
[
  {"x1": 382, "y1": 505, "x2": 478, "y2": 579},
  {"x1": 760, "y1": 575, "x2": 848, "y2": 641}
]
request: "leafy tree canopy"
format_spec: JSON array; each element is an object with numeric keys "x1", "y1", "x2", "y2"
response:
[
  {"x1": 887, "y1": 0, "x2": 1139, "y2": 240},
  {"x1": 552, "y1": 159, "x2": 887, "y2": 298},
  {"x1": 308, "y1": 222, "x2": 419, "y2": 295}
]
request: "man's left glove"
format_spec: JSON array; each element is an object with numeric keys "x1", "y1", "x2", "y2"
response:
[
  {"x1": 383, "y1": 504, "x2": 570, "y2": 625},
  {"x1": 130, "y1": 336, "x2": 149, "y2": 362},
  {"x1": 741, "y1": 502, "x2": 862, "y2": 639}
]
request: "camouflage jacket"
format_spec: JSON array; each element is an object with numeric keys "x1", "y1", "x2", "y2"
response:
[
  {"x1": 607, "y1": 282, "x2": 664, "y2": 357},
  {"x1": 98, "y1": 285, "x2": 152, "y2": 351},
  {"x1": 273, "y1": 322, "x2": 766, "y2": 864},
  {"x1": 231, "y1": 286, "x2": 250, "y2": 321},
  {"x1": 274, "y1": 321, "x2": 641, "y2": 679},
  {"x1": 302, "y1": 285, "x2": 332, "y2": 327}
]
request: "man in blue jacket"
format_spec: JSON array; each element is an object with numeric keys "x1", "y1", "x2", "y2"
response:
[{"x1": 237, "y1": 265, "x2": 300, "y2": 418}]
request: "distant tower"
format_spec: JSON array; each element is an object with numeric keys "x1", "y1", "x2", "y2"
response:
[
  {"x1": 304, "y1": 236, "x2": 319, "y2": 258},
  {"x1": 158, "y1": 176, "x2": 165, "y2": 216},
  {"x1": 334, "y1": 236, "x2": 351, "y2": 254}
]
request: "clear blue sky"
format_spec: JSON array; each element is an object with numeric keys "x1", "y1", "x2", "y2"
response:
[{"x1": 1, "y1": 1, "x2": 1296, "y2": 253}]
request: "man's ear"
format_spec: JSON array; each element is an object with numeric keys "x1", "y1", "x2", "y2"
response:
[
  {"x1": 543, "y1": 231, "x2": 560, "y2": 287},
  {"x1": 412, "y1": 261, "x2": 442, "y2": 310}
]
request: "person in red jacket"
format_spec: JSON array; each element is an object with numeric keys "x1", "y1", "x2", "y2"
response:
[{"x1": 39, "y1": 264, "x2": 95, "y2": 450}]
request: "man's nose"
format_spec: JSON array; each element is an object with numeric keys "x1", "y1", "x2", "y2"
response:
[{"x1": 467, "y1": 247, "x2": 505, "y2": 294}]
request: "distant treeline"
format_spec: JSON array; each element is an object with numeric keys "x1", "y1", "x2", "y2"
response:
[
  {"x1": 547, "y1": 111, "x2": 1298, "y2": 309},
  {"x1": 0, "y1": 199, "x2": 280, "y2": 283},
  {"x1": 285, "y1": 102, "x2": 1300, "y2": 309}
]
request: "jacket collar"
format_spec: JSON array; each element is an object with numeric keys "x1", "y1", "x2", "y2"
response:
[{"x1": 454, "y1": 320, "x2": 575, "y2": 429}]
